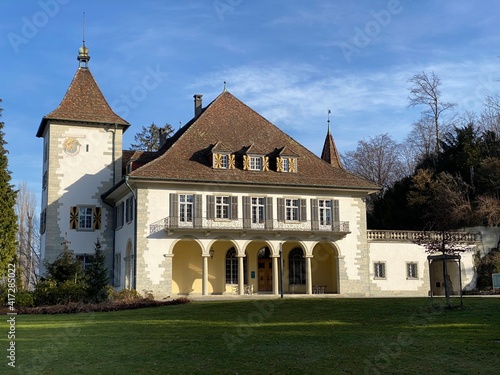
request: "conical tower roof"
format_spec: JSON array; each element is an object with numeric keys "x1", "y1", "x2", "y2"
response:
[
  {"x1": 36, "y1": 45, "x2": 129, "y2": 137},
  {"x1": 321, "y1": 128, "x2": 343, "y2": 169}
]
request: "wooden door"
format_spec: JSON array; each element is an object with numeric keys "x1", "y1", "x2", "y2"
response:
[{"x1": 258, "y1": 258, "x2": 273, "y2": 291}]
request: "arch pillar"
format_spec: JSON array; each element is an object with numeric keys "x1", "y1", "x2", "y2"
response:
[
  {"x1": 305, "y1": 255, "x2": 313, "y2": 295},
  {"x1": 272, "y1": 255, "x2": 279, "y2": 295},
  {"x1": 202, "y1": 254, "x2": 209, "y2": 295},
  {"x1": 238, "y1": 254, "x2": 245, "y2": 295}
]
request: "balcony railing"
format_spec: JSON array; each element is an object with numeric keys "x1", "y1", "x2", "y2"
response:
[
  {"x1": 367, "y1": 230, "x2": 481, "y2": 243},
  {"x1": 149, "y1": 216, "x2": 350, "y2": 235}
]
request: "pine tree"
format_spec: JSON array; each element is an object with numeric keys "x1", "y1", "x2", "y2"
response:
[
  {"x1": 85, "y1": 238, "x2": 109, "y2": 303},
  {"x1": 0, "y1": 99, "x2": 18, "y2": 278}
]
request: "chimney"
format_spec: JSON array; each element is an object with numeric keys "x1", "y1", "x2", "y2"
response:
[
  {"x1": 159, "y1": 128, "x2": 167, "y2": 149},
  {"x1": 194, "y1": 94, "x2": 203, "y2": 117}
]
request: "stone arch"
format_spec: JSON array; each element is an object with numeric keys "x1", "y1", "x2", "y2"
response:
[
  {"x1": 311, "y1": 241, "x2": 340, "y2": 294},
  {"x1": 171, "y1": 239, "x2": 203, "y2": 295}
]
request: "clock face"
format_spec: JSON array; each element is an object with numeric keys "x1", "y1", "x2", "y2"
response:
[{"x1": 63, "y1": 138, "x2": 81, "y2": 156}]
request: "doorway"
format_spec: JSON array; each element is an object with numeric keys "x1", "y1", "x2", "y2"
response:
[{"x1": 257, "y1": 247, "x2": 273, "y2": 292}]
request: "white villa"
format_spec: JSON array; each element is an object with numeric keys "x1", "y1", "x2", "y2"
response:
[{"x1": 36, "y1": 44, "x2": 482, "y2": 299}]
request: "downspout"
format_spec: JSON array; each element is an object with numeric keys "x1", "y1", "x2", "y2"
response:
[{"x1": 125, "y1": 175, "x2": 137, "y2": 290}]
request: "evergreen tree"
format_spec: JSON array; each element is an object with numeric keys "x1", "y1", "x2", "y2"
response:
[
  {"x1": 0, "y1": 99, "x2": 18, "y2": 278},
  {"x1": 45, "y1": 241, "x2": 84, "y2": 284},
  {"x1": 85, "y1": 238, "x2": 109, "y2": 303},
  {"x1": 130, "y1": 123, "x2": 174, "y2": 151}
]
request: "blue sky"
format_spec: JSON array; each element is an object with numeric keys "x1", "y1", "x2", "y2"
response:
[{"x1": 1, "y1": 0, "x2": 499, "y2": 205}]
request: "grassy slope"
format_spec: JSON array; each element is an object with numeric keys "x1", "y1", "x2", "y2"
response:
[{"x1": 12, "y1": 298, "x2": 500, "y2": 374}]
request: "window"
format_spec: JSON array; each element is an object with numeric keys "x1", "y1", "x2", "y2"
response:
[
  {"x1": 42, "y1": 171, "x2": 48, "y2": 190},
  {"x1": 216, "y1": 196, "x2": 230, "y2": 219},
  {"x1": 249, "y1": 156, "x2": 262, "y2": 171},
  {"x1": 114, "y1": 253, "x2": 121, "y2": 286},
  {"x1": 282, "y1": 158, "x2": 290, "y2": 172},
  {"x1": 125, "y1": 197, "x2": 134, "y2": 223},
  {"x1": 407, "y1": 262, "x2": 418, "y2": 279},
  {"x1": 116, "y1": 202, "x2": 124, "y2": 229},
  {"x1": 374, "y1": 262, "x2": 386, "y2": 279},
  {"x1": 77, "y1": 254, "x2": 94, "y2": 271},
  {"x1": 179, "y1": 194, "x2": 194, "y2": 222},
  {"x1": 70, "y1": 206, "x2": 101, "y2": 231},
  {"x1": 225, "y1": 248, "x2": 238, "y2": 284},
  {"x1": 318, "y1": 199, "x2": 332, "y2": 225},
  {"x1": 289, "y1": 248, "x2": 305, "y2": 284},
  {"x1": 251, "y1": 197, "x2": 265, "y2": 223},
  {"x1": 285, "y1": 199, "x2": 299, "y2": 221},
  {"x1": 78, "y1": 207, "x2": 94, "y2": 230}
]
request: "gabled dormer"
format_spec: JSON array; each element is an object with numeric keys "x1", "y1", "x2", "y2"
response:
[
  {"x1": 211, "y1": 141, "x2": 235, "y2": 169},
  {"x1": 276, "y1": 146, "x2": 299, "y2": 173},
  {"x1": 242, "y1": 144, "x2": 269, "y2": 171}
]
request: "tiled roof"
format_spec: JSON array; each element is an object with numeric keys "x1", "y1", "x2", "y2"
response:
[
  {"x1": 36, "y1": 67, "x2": 129, "y2": 137},
  {"x1": 321, "y1": 129, "x2": 344, "y2": 169},
  {"x1": 128, "y1": 91, "x2": 379, "y2": 190}
]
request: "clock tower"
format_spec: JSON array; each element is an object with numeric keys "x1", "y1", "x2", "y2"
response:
[{"x1": 36, "y1": 43, "x2": 130, "y2": 275}]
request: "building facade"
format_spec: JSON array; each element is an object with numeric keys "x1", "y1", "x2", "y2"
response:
[{"x1": 37, "y1": 46, "x2": 480, "y2": 299}]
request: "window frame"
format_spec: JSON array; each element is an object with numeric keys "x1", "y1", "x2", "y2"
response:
[
  {"x1": 251, "y1": 197, "x2": 265, "y2": 224},
  {"x1": 249, "y1": 156, "x2": 262, "y2": 171},
  {"x1": 76, "y1": 254, "x2": 94, "y2": 271},
  {"x1": 116, "y1": 202, "x2": 124, "y2": 229},
  {"x1": 78, "y1": 206, "x2": 94, "y2": 231},
  {"x1": 215, "y1": 196, "x2": 230, "y2": 219},
  {"x1": 285, "y1": 198, "x2": 300, "y2": 221},
  {"x1": 288, "y1": 248, "x2": 305, "y2": 285},
  {"x1": 318, "y1": 199, "x2": 332, "y2": 226},
  {"x1": 374, "y1": 262, "x2": 386, "y2": 279},
  {"x1": 406, "y1": 262, "x2": 418, "y2": 279},
  {"x1": 179, "y1": 194, "x2": 194, "y2": 223},
  {"x1": 125, "y1": 197, "x2": 134, "y2": 223}
]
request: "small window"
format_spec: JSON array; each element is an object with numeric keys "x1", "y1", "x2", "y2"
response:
[
  {"x1": 114, "y1": 253, "x2": 121, "y2": 286},
  {"x1": 78, "y1": 207, "x2": 94, "y2": 230},
  {"x1": 249, "y1": 156, "x2": 262, "y2": 171},
  {"x1": 374, "y1": 262, "x2": 386, "y2": 279},
  {"x1": 282, "y1": 158, "x2": 290, "y2": 172},
  {"x1": 77, "y1": 254, "x2": 94, "y2": 271},
  {"x1": 407, "y1": 262, "x2": 418, "y2": 279},
  {"x1": 125, "y1": 197, "x2": 134, "y2": 223},
  {"x1": 318, "y1": 199, "x2": 332, "y2": 225},
  {"x1": 220, "y1": 154, "x2": 228, "y2": 169},
  {"x1": 116, "y1": 202, "x2": 124, "y2": 229}
]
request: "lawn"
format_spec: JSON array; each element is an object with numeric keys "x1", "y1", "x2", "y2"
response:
[{"x1": 8, "y1": 297, "x2": 500, "y2": 374}]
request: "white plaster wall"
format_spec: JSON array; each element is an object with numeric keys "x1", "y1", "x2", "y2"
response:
[
  {"x1": 54, "y1": 124, "x2": 114, "y2": 254},
  {"x1": 369, "y1": 242, "x2": 476, "y2": 292}
]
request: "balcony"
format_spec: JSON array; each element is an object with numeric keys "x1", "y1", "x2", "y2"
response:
[
  {"x1": 367, "y1": 230, "x2": 480, "y2": 243},
  {"x1": 149, "y1": 216, "x2": 350, "y2": 236}
]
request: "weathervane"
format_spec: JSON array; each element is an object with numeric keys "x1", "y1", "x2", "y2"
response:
[{"x1": 327, "y1": 109, "x2": 331, "y2": 132}]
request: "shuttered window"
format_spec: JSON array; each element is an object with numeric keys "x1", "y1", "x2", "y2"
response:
[{"x1": 70, "y1": 205, "x2": 101, "y2": 231}]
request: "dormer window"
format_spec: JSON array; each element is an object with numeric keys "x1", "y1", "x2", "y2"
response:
[
  {"x1": 213, "y1": 153, "x2": 234, "y2": 169},
  {"x1": 250, "y1": 156, "x2": 262, "y2": 171},
  {"x1": 277, "y1": 156, "x2": 297, "y2": 173}
]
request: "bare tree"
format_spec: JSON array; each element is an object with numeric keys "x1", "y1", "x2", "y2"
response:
[
  {"x1": 408, "y1": 71, "x2": 456, "y2": 154},
  {"x1": 15, "y1": 182, "x2": 40, "y2": 290},
  {"x1": 342, "y1": 133, "x2": 404, "y2": 190}
]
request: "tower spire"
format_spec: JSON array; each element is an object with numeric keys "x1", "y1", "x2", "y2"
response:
[
  {"x1": 77, "y1": 12, "x2": 90, "y2": 68},
  {"x1": 320, "y1": 109, "x2": 343, "y2": 169}
]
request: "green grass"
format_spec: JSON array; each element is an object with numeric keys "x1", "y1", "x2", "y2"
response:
[{"x1": 9, "y1": 298, "x2": 500, "y2": 374}]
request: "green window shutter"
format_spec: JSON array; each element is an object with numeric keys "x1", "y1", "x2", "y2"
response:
[
  {"x1": 265, "y1": 197, "x2": 273, "y2": 229},
  {"x1": 70, "y1": 206, "x2": 79, "y2": 229},
  {"x1": 207, "y1": 196, "x2": 215, "y2": 219},
  {"x1": 243, "y1": 196, "x2": 251, "y2": 229},
  {"x1": 194, "y1": 195, "x2": 203, "y2": 228},
  {"x1": 311, "y1": 199, "x2": 319, "y2": 231},
  {"x1": 93, "y1": 207, "x2": 102, "y2": 230},
  {"x1": 169, "y1": 193, "x2": 178, "y2": 227},
  {"x1": 300, "y1": 199, "x2": 307, "y2": 222},
  {"x1": 231, "y1": 196, "x2": 238, "y2": 220}
]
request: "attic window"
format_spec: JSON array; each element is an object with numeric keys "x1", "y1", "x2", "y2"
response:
[
  {"x1": 213, "y1": 153, "x2": 235, "y2": 169},
  {"x1": 277, "y1": 157, "x2": 297, "y2": 173},
  {"x1": 243, "y1": 155, "x2": 269, "y2": 171},
  {"x1": 250, "y1": 156, "x2": 262, "y2": 171}
]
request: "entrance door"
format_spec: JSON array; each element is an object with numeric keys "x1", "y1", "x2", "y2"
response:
[{"x1": 258, "y1": 258, "x2": 273, "y2": 291}]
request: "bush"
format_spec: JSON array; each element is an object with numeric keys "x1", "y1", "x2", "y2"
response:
[
  {"x1": 16, "y1": 290, "x2": 34, "y2": 308},
  {"x1": 33, "y1": 279, "x2": 86, "y2": 306},
  {"x1": 111, "y1": 288, "x2": 141, "y2": 302},
  {"x1": 475, "y1": 249, "x2": 500, "y2": 289}
]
